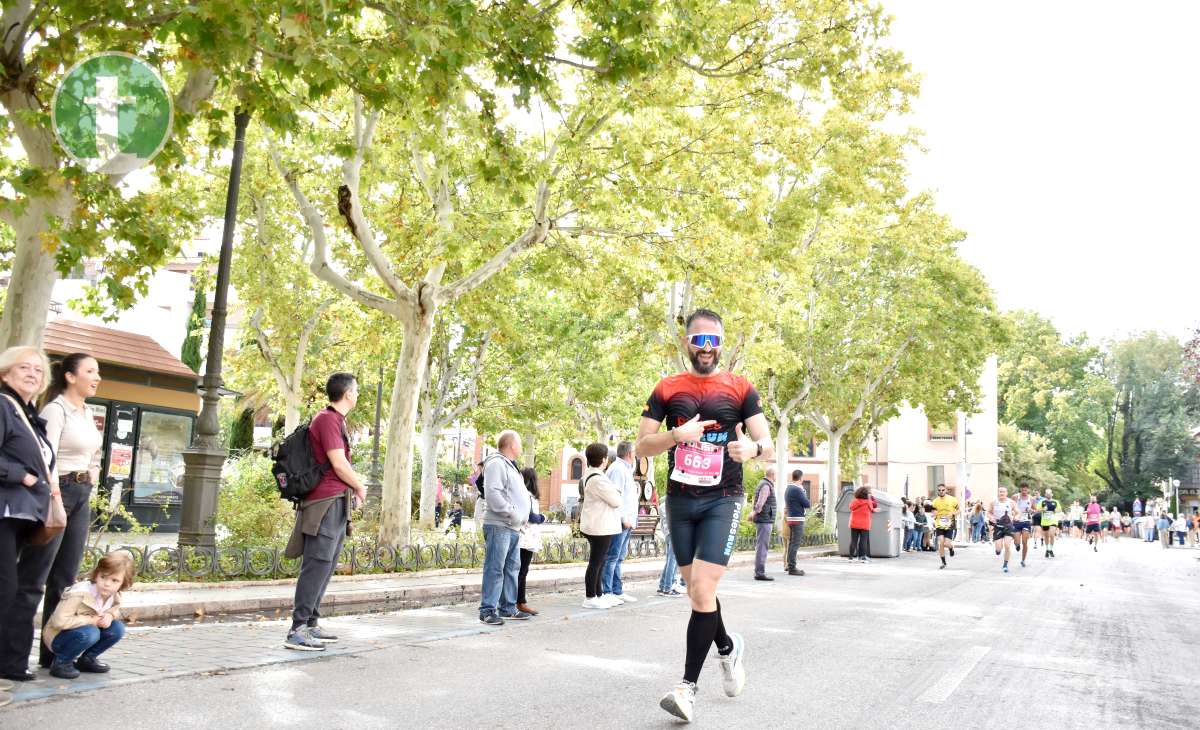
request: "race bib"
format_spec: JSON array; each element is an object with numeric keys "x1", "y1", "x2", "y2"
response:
[
  {"x1": 671, "y1": 441, "x2": 724, "y2": 487},
  {"x1": 936, "y1": 515, "x2": 952, "y2": 528}
]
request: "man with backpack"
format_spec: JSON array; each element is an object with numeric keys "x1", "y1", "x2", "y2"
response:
[{"x1": 282, "y1": 372, "x2": 365, "y2": 651}]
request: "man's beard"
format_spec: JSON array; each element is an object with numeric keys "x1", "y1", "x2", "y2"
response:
[{"x1": 689, "y1": 349, "x2": 720, "y2": 375}]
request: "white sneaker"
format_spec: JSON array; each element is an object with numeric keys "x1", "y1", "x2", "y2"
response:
[
  {"x1": 601, "y1": 593, "x2": 624, "y2": 606},
  {"x1": 618, "y1": 593, "x2": 638, "y2": 603},
  {"x1": 659, "y1": 680, "x2": 697, "y2": 722},
  {"x1": 582, "y1": 597, "x2": 608, "y2": 609},
  {"x1": 719, "y1": 632, "x2": 746, "y2": 697}
]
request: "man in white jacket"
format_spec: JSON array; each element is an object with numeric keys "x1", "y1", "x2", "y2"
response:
[{"x1": 601, "y1": 441, "x2": 640, "y2": 604}]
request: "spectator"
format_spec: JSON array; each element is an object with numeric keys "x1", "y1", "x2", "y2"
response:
[
  {"x1": 657, "y1": 494, "x2": 684, "y2": 596},
  {"x1": 443, "y1": 500, "x2": 464, "y2": 536},
  {"x1": 749, "y1": 465, "x2": 777, "y2": 581},
  {"x1": 848, "y1": 486, "x2": 877, "y2": 563},
  {"x1": 1109, "y1": 507, "x2": 1122, "y2": 540},
  {"x1": 901, "y1": 499, "x2": 917, "y2": 552},
  {"x1": 782, "y1": 470, "x2": 811, "y2": 575},
  {"x1": 42, "y1": 552, "x2": 132, "y2": 679},
  {"x1": 1157, "y1": 512, "x2": 1172, "y2": 549},
  {"x1": 912, "y1": 500, "x2": 929, "y2": 552},
  {"x1": 283, "y1": 372, "x2": 365, "y2": 651},
  {"x1": 0, "y1": 345, "x2": 57, "y2": 684},
  {"x1": 601, "y1": 441, "x2": 639, "y2": 604},
  {"x1": 921, "y1": 500, "x2": 936, "y2": 551},
  {"x1": 970, "y1": 502, "x2": 986, "y2": 543},
  {"x1": 1171, "y1": 513, "x2": 1188, "y2": 546},
  {"x1": 579, "y1": 443, "x2": 623, "y2": 609},
  {"x1": 30, "y1": 353, "x2": 104, "y2": 670},
  {"x1": 1191, "y1": 509, "x2": 1200, "y2": 548},
  {"x1": 478, "y1": 431, "x2": 533, "y2": 625},
  {"x1": 1141, "y1": 513, "x2": 1156, "y2": 543},
  {"x1": 516, "y1": 467, "x2": 545, "y2": 616},
  {"x1": 434, "y1": 477, "x2": 444, "y2": 527}
]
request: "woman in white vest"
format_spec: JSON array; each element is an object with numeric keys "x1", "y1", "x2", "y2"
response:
[{"x1": 578, "y1": 443, "x2": 622, "y2": 609}]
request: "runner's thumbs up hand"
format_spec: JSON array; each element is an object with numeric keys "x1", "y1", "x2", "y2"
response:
[
  {"x1": 673, "y1": 413, "x2": 716, "y2": 444},
  {"x1": 727, "y1": 422, "x2": 757, "y2": 463}
]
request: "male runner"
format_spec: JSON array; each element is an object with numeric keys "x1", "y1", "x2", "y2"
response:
[
  {"x1": 1084, "y1": 494, "x2": 1103, "y2": 551},
  {"x1": 1039, "y1": 488, "x2": 1059, "y2": 558},
  {"x1": 1069, "y1": 500, "x2": 1084, "y2": 539},
  {"x1": 1013, "y1": 483, "x2": 1035, "y2": 567},
  {"x1": 931, "y1": 484, "x2": 958, "y2": 569},
  {"x1": 638, "y1": 308, "x2": 774, "y2": 724},
  {"x1": 989, "y1": 486, "x2": 1018, "y2": 573}
]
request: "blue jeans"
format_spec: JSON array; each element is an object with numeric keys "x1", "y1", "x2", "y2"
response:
[
  {"x1": 971, "y1": 522, "x2": 985, "y2": 542},
  {"x1": 658, "y1": 534, "x2": 679, "y2": 593},
  {"x1": 51, "y1": 621, "x2": 125, "y2": 663},
  {"x1": 601, "y1": 528, "x2": 631, "y2": 595},
  {"x1": 903, "y1": 528, "x2": 919, "y2": 551},
  {"x1": 479, "y1": 524, "x2": 521, "y2": 616}
]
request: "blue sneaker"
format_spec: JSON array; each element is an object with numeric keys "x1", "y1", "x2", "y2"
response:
[
  {"x1": 498, "y1": 609, "x2": 533, "y2": 621},
  {"x1": 479, "y1": 612, "x2": 504, "y2": 626}
]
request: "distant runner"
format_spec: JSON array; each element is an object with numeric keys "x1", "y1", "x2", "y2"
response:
[
  {"x1": 931, "y1": 484, "x2": 958, "y2": 570},
  {"x1": 1084, "y1": 494, "x2": 1103, "y2": 552},
  {"x1": 1039, "y1": 488, "x2": 1059, "y2": 558},
  {"x1": 1013, "y1": 483, "x2": 1035, "y2": 568},
  {"x1": 989, "y1": 486, "x2": 1018, "y2": 573}
]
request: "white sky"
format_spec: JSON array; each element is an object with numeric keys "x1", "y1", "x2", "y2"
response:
[{"x1": 884, "y1": 1, "x2": 1200, "y2": 342}]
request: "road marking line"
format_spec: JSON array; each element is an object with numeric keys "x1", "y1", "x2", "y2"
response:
[{"x1": 917, "y1": 645, "x2": 990, "y2": 703}]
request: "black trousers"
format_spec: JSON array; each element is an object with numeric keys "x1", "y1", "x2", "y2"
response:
[
  {"x1": 786, "y1": 522, "x2": 805, "y2": 569},
  {"x1": 0, "y1": 517, "x2": 55, "y2": 675},
  {"x1": 584, "y1": 534, "x2": 614, "y2": 598},
  {"x1": 516, "y1": 548, "x2": 534, "y2": 604},
  {"x1": 31, "y1": 478, "x2": 92, "y2": 666},
  {"x1": 850, "y1": 528, "x2": 871, "y2": 559}
]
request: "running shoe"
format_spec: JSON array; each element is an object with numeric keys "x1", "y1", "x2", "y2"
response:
[
  {"x1": 659, "y1": 680, "x2": 697, "y2": 722},
  {"x1": 719, "y1": 633, "x2": 746, "y2": 697},
  {"x1": 1020, "y1": 560, "x2": 1026, "y2": 568},
  {"x1": 284, "y1": 627, "x2": 327, "y2": 651},
  {"x1": 307, "y1": 625, "x2": 339, "y2": 643},
  {"x1": 619, "y1": 594, "x2": 638, "y2": 603},
  {"x1": 1002, "y1": 562, "x2": 1009, "y2": 573},
  {"x1": 600, "y1": 593, "x2": 623, "y2": 607},
  {"x1": 949, "y1": 546, "x2": 955, "y2": 557},
  {"x1": 582, "y1": 597, "x2": 608, "y2": 609}
]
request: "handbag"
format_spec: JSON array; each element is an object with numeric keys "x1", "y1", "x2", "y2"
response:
[{"x1": 1, "y1": 394, "x2": 65, "y2": 545}]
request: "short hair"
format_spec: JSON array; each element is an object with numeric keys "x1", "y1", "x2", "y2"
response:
[
  {"x1": 854, "y1": 485, "x2": 870, "y2": 499},
  {"x1": 616, "y1": 440, "x2": 633, "y2": 460},
  {"x1": 1019, "y1": 482, "x2": 1030, "y2": 490},
  {"x1": 764, "y1": 465, "x2": 776, "y2": 478},
  {"x1": 497, "y1": 430, "x2": 520, "y2": 452},
  {"x1": 685, "y1": 308, "x2": 723, "y2": 330},
  {"x1": 0, "y1": 346, "x2": 51, "y2": 397},
  {"x1": 90, "y1": 552, "x2": 135, "y2": 591},
  {"x1": 792, "y1": 469, "x2": 803, "y2": 481},
  {"x1": 584, "y1": 442, "x2": 608, "y2": 468},
  {"x1": 937, "y1": 483, "x2": 946, "y2": 489},
  {"x1": 325, "y1": 372, "x2": 357, "y2": 402}
]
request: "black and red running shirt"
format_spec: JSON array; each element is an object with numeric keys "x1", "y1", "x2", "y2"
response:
[{"x1": 642, "y1": 370, "x2": 763, "y2": 498}]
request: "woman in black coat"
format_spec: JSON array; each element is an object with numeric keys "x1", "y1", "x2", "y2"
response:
[{"x1": 0, "y1": 346, "x2": 57, "y2": 682}]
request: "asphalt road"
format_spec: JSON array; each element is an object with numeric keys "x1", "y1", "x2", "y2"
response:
[{"x1": 6, "y1": 535, "x2": 1198, "y2": 729}]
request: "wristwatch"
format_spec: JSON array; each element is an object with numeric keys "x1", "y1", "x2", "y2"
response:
[{"x1": 755, "y1": 442, "x2": 762, "y2": 458}]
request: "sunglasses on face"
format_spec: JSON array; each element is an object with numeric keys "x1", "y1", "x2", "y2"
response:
[{"x1": 688, "y1": 333, "x2": 722, "y2": 349}]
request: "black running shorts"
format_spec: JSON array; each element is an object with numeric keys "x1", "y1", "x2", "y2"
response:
[
  {"x1": 1085, "y1": 523, "x2": 1101, "y2": 534},
  {"x1": 935, "y1": 528, "x2": 954, "y2": 539},
  {"x1": 668, "y1": 493, "x2": 742, "y2": 568}
]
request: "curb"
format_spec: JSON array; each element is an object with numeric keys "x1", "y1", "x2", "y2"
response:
[{"x1": 119, "y1": 547, "x2": 838, "y2": 622}]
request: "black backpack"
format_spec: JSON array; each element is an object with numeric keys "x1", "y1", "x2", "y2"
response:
[{"x1": 271, "y1": 420, "x2": 330, "y2": 505}]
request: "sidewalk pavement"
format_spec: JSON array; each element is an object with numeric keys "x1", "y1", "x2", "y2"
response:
[
  {"x1": 79, "y1": 545, "x2": 836, "y2": 622},
  {"x1": 9, "y1": 546, "x2": 833, "y2": 706}
]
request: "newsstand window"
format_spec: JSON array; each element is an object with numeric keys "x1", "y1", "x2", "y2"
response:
[{"x1": 132, "y1": 410, "x2": 192, "y2": 503}]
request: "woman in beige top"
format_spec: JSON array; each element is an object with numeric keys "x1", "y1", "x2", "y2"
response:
[
  {"x1": 578, "y1": 443, "x2": 623, "y2": 610},
  {"x1": 33, "y1": 352, "x2": 103, "y2": 669}
]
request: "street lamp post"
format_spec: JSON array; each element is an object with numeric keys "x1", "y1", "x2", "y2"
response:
[{"x1": 179, "y1": 107, "x2": 251, "y2": 548}]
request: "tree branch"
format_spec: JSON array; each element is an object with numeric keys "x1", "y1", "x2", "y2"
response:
[
  {"x1": 250, "y1": 307, "x2": 293, "y2": 397},
  {"x1": 267, "y1": 139, "x2": 400, "y2": 315},
  {"x1": 340, "y1": 96, "x2": 410, "y2": 301},
  {"x1": 293, "y1": 299, "x2": 333, "y2": 393}
]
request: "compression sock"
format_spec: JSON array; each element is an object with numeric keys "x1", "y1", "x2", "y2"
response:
[
  {"x1": 713, "y1": 599, "x2": 733, "y2": 656},
  {"x1": 940, "y1": 556, "x2": 947, "y2": 567},
  {"x1": 684, "y1": 610, "x2": 720, "y2": 683}
]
